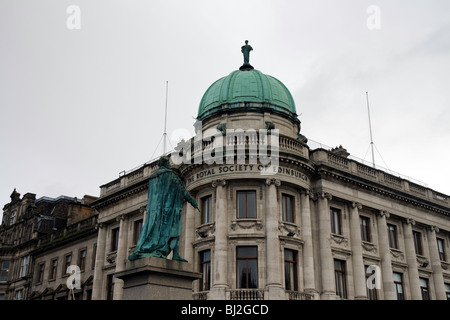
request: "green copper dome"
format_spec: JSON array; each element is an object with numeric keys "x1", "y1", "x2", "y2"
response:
[{"x1": 197, "y1": 69, "x2": 298, "y2": 122}]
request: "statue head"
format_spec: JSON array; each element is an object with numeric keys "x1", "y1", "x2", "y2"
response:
[
  {"x1": 245, "y1": 40, "x2": 249, "y2": 45},
  {"x1": 158, "y1": 156, "x2": 171, "y2": 169}
]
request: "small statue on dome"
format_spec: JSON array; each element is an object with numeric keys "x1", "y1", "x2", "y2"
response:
[{"x1": 240, "y1": 40, "x2": 254, "y2": 71}]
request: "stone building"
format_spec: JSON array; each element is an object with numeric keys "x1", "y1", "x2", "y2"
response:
[
  {"x1": 0, "y1": 190, "x2": 97, "y2": 300},
  {"x1": 90, "y1": 53, "x2": 450, "y2": 300}
]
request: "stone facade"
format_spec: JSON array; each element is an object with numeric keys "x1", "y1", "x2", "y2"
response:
[
  {"x1": 89, "y1": 108, "x2": 450, "y2": 300},
  {"x1": 0, "y1": 192, "x2": 97, "y2": 300}
]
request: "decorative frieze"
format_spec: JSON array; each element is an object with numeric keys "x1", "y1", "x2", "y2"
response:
[
  {"x1": 361, "y1": 241, "x2": 378, "y2": 254},
  {"x1": 330, "y1": 234, "x2": 348, "y2": 247},
  {"x1": 278, "y1": 222, "x2": 300, "y2": 237},
  {"x1": 390, "y1": 248, "x2": 405, "y2": 260},
  {"x1": 231, "y1": 219, "x2": 263, "y2": 231}
]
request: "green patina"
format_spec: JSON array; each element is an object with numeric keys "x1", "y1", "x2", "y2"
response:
[
  {"x1": 197, "y1": 69, "x2": 298, "y2": 122},
  {"x1": 128, "y1": 157, "x2": 199, "y2": 262}
]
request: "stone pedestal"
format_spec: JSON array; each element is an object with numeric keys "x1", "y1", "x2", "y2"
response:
[{"x1": 115, "y1": 257, "x2": 201, "y2": 300}]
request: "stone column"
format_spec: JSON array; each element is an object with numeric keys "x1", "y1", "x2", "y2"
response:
[
  {"x1": 349, "y1": 202, "x2": 367, "y2": 300},
  {"x1": 300, "y1": 190, "x2": 316, "y2": 297},
  {"x1": 376, "y1": 210, "x2": 396, "y2": 300},
  {"x1": 403, "y1": 218, "x2": 422, "y2": 300},
  {"x1": 210, "y1": 179, "x2": 228, "y2": 300},
  {"x1": 265, "y1": 178, "x2": 284, "y2": 299},
  {"x1": 427, "y1": 226, "x2": 446, "y2": 300},
  {"x1": 113, "y1": 215, "x2": 129, "y2": 300},
  {"x1": 92, "y1": 223, "x2": 107, "y2": 300},
  {"x1": 317, "y1": 192, "x2": 335, "y2": 300},
  {"x1": 184, "y1": 199, "x2": 196, "y2": 265}
]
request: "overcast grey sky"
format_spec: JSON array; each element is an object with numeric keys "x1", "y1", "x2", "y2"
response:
[{"x1": 1, "y1": 0, "x2": 449, "y2": 221}]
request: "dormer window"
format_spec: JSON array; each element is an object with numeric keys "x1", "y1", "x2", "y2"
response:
[{"x1": 10, "y1": 210, "x2": 16, "y2": 226}]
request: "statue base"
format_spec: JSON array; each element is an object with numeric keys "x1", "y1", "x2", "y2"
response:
[
  {"x1": 239, "y1": 64, "x2": 254, "y2": 71},
  {"x1": 115, "y1": 257, "x2": 202, "y2": 300}
]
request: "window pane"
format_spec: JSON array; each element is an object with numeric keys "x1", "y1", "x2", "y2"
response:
[
  {"x1": 388, "y1": 225, "x2": 397, "y2": 249},
  {"x1": 247, "y1": 260, "x2": 258, "y2": 288},
  {"x1": 330, "y1": 208, "x2": 341, "y2": 234},
  {"x1": 360, "y1": 217, "x2": 370, "y2": 242},
  {"x1": 247, "y1": 192, "x2": 256, "y2": 218},
  {"x1": 202, "y1": 196, "x2": 212, "y2": 224},
  {"x1": 237, "y1": 246, "x2": 257, "y2": 257},
  {"x1": 284, "y1": 249, "x2": 294, "y2": 261},
  {"x1": 237, "y1": 192, "x2": 247, "y2": 218},
  {"x1": 237, "y1": 260, "x2": 247, "y2": 288}
]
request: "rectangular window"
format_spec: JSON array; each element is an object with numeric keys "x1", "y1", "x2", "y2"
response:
[
  {"x1": 420, "y1": 277, "x2": 430, "y2": 300},
  {"x1": 64, "y1": 254, "x2": 72, "y2": 276},
  {"x1": 107, "y1": 274, "x2": 115, "y2": 300},
  {"x1": 236, "y1": 246, "x2": 258, "y2": 289},
  {"x1": 237, "y1": 191, "x2": 256, "y2": 219},
  {"x1": 445, "y1": 283, "x2": 450, "y2": 300},
  {"x1": 387, "y1": 224, "x2": 398, "y2": 249},
  {"x1": 360, "y1": 216, "x2": 371, "y2": 242},
  {"x1": 49, "y1": 258, "x2": 58, "y2": 280},
  {"x1": 199, "y1": 250, "x2": 211, "y2": 291},
  {"x1": 413, "y1": 231, "x2": 423, "y2": 255},
  {"x1": 282, "y1": 194, "x2": 295, "y2": 223},
  {"x1": 10, "y1": 210, "x2": 16, "y2": 225},
  {"x1": 19, "y1": 256, "x2": 29, "y2": 278},
  {"x1": 92, "y1": 244, "x2": 97, "y2": 270},
  {"x1": 201, "y1": 195, "x2": 212, "y2": 224},
  {"x1": 284, "y1": 249, "x2": 298, "y2": 291},
  {"x1": 437, "y1": 238, "x2": 446, "y2": 261},
  {"x1": 365, "y1": 265, "x2": 378, "y2": 300},
  {"x1": 134, "y1": 220, "x2": 143, "y2": 245},
  {"x1": 111, "y1": 227, "x2": 120, "y2": 252},
  {"x1": 0, "y1": 260, "x2": 10, "y2": 282},
  {"x1": 78, "y1": 249, "x2": 87, "y2": 272},
  {"x1": 37, "y1": 262, "x2": 45, "y2": 283},
  {"x1": 15, "y1": 289, "x2": 23, "y2": 300},
  {"x1": 393, "y1": 272, "x2": 404, "y2": 300},
  {"x1": 334, "y1": 259, "x2": 347, "y2": 299},
  {"x1": 330, "y1": 207, "x2": 342, "y2": 235}
]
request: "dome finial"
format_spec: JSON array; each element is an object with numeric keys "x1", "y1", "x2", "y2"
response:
[{"x1": 240, "y1": 40, "x2": 254, "y2": 71}]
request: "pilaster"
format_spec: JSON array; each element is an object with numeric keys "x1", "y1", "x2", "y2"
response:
[
  {"x1": 300, "y1": 189, "x2": 317, "y2": 297},
  {"x1": 403, "y1": 218, "x2": 422, "y2": 300},
  {"x1": 209, "y1": 179, "x2": 228, "y2": 300},
  {"x1": 376, "y1": 210, "x2": 396, "y2": 299},
  {"x1": 92, "y1": 223, "x2": 107, "y2": 300},
  {"x1": 264, "y1": 178, "x2": 284, "y2": 299},
  {"x1": 316, "y1": 192, "x2": 335, "y2": 300},
  {"x1": 350, "y1": 202, "x2": 367, "y2": 300},
  {"x1": 427, "y1": 226, "x2": 446, "y2": 300}
]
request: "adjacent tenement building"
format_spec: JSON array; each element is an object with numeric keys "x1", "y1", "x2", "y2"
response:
[{"x1": 0, "y1": 190, "x2": 97, "y2": 300}]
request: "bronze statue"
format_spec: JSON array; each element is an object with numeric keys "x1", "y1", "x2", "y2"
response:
[
  {"x1": 128, "y1": 156, "x2": 200, "y2": 262},
  {"x1": 241, "y1": 40, "x2": 253, "y2": 65}
]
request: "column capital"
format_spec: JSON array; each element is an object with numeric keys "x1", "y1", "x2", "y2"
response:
[
  {"x1": 405, "y1": 218, "x2": 416, "y2": 226},
  {"x1": 95, "y1": 222, "x2": 104, "y2": 229},
  {"x1": 265, "y1": 178, "x2": 281, "y2": 187},
  {"x1": 429, "y1": 225, "x2": 439, "y2": 233},
  {"x1": 116, "y1": 214, "x2": 127, "y2": 222},
  {"x1": 378, "y1": 210, "x2": 390, "y2": 218},
  {"x1": 139, "y1": 205, "x2": 146, "y2": 214},
  {"x1": 352, "y1": 202, "x2": 362, "y2": 210},
  {"x1": 311, "y1": 191, "x2": 332, "y2": 201},
  {"x1": 300, "y1": 188, "x2": 311, "y2": 197},
  {"x1": 320, "y1": 192, "x2": 332, "y2": 201},
  {"x1": 211, "y1": 179, "x2": 227, "y2": 188}
]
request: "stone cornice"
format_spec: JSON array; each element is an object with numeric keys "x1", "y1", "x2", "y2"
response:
[
  {"x1": 316, "y1": 165, "x2": 450, "y2": 218},
  {"x1": 91, "y1": 178, "x2": 148, "y2": 210}
]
